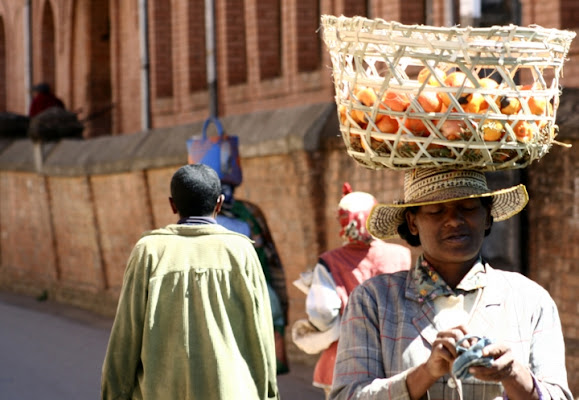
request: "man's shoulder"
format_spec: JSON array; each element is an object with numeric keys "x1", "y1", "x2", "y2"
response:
[{"x1": 137, "y1": 224, "x2": 254, "y2": 245}]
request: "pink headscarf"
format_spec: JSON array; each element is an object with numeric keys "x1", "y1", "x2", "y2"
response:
[{"x1": 337, "y1": 183, "x2": 377, "y2": 244}]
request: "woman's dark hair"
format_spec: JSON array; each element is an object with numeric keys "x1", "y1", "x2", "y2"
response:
[
  {"x1": 396, "y1": 196, "x2": 494, "y2": 247},
  {"x1": 170, "y1": 164, "x2": 222, "y2": 217}
]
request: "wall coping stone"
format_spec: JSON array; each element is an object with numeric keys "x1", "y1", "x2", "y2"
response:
[{"x1": 0, "y1": 102, "x2": 339, "y2": 176}]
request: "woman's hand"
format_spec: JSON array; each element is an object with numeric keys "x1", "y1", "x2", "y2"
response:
[
  {"x1": 469, "y1": 343, "x2": 537, "y2": 399},
  {"x1": 406, "y1": 325, "x2": 469, "y2": 400},
  {"x1": 424, "y1": 325, "x2": 469, "y2": 379}
]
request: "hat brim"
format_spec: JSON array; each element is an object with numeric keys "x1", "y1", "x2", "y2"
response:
[{"x1": 367, "y1": 184, "x2": 529, "y2": 239}]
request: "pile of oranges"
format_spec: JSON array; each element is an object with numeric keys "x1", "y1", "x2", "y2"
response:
[{"x1": 340, "y1": 66, "x2": 554, "y2": 159}]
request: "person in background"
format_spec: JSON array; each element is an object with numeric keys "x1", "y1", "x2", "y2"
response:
[
  {"x1": 330, "y1": 168, "x2": 571, "y2": 400},
  {"x1": 293, "y1": 182, "x2": 412, "y2": 399},
  {"x1": 217, "y1": 180, "x2": 290, "y2": 375},
  {"x1": 101, "y1": 164, "x2": 279, "y2": 400},
  {"x1": 29, "y1": 82, "x2": 65, "y2": 118}
]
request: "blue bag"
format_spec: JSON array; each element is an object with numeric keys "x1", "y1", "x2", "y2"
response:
[{"x1": 187, "y1": 117, "x2": 243, "y2": 186}]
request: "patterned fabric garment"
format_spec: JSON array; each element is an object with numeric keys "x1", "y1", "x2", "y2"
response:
[
  {"x1": 330, "y1": 260, "x2": 572, "y2": 400},
  {"x1": 220, "y1": 198, "x2": 290, "y2": 374},
  {"x1": 219, "y1": 199, "x2": 288, "y2": 325},
  {"x1": 413, "y1": 256, "x2": 487, "y2": 302}
]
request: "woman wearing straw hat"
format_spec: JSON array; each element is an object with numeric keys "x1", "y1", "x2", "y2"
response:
[{"x1": 329, "y1": 168, "x2": 571, "y2": 400}]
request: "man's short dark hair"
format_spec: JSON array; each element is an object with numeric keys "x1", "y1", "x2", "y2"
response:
[
  {"x1": 397, "y1": 197, "x2": 494, "y2": 247},
  {"x1": 170, "y1": 164, "x2": 222, "y2": 217}
]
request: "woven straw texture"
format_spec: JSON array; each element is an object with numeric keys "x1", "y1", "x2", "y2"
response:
[
  {"x1": 321, "y1": 15, "x2": 576, "y2": 171},
  {"x1": 367, "y1": 169, "x2": 530, "y2": 239}
]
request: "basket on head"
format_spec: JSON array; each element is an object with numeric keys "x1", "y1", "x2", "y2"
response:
[{"x1": 321, "y1": 15, "x2": 576, "y2": 171}]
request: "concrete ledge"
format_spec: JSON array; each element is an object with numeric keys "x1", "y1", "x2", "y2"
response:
[{"x1": 0, "y1": 102, "x2": 338, "y2": 176}]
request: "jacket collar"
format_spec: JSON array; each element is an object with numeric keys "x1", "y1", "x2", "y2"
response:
[{"x1": 407, "y1": 262, "x2": 504, "y2": 345}]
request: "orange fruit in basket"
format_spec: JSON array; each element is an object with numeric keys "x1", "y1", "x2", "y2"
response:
[
  {"x1": 438, "y1": 72, "x2": 475, "y2": 107},
  {"x1": 404, "y1": 115, "x2": 429, "y2": 136},
  {"x1": 338, "y1": 105, "x2": 348, "y2": 124},
  {"x1": 471, "y1": 78, "x2": 500, "y2": 112},
  {"x1": 498, "y1": 96, "x2": 521, "y2": 115},
  {"x1": 351, "y1": 87, "x2": 378, "y2": 123},
  {"x1": 480, "y1": 120, "x2": 505, "y2": 141},
  {"x1": 479, "y1": 78, "x2": 500, "y2": 89},
  {"x1": 439, "y1": 120, "x2": 466, "y2": 141},
  {"x1": 528, "y1": 96, "x2": 548, "y2": 115},
  {"x1": 464, "y1": 93, "x2": 485, "y2": 113},
  {"x1": 417, "y1": 90, "x2": 442, "y2": 113},
  {"x1": 417, "y1": 67, "x2": 446, "y2": 87},
  {"x1": 380, "y1": 90, "x2": 411, "y2": 112},
  {"x1": 513, "y1": 121, "x2": 536, "y2": 143},
  {"x1": 375, "y1": 115, "x2": 399, "y2": 133}
]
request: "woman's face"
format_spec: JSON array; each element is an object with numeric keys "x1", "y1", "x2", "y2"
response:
[{"x1": 406, "y1": 198, "x2": 491, "y2": 269}]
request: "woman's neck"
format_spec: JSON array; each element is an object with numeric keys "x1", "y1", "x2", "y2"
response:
[{"x1": 424, "y1": 255, "x2": 479, "y2": 289}]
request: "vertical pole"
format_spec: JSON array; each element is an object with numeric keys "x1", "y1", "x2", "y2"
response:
[
  {"x1": 24, "y1": 0, "x2": 32, "y2": 111},
  {"x1": 444, "y1": 0, "x2": 454, "y2": 26},
  {"x1": 205, "y1": 0, "x2": 218, "y2": 117},
  {"x1": 425, "y1": 0, "x2": 433, "y2": 25},
  {"x1": 139, "y1": 0, "x2": 151, "y2": 131}
]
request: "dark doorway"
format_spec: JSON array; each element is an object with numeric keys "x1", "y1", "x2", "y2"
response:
[
  {"x1": 40, "y1": 2, "x2": 56, "y2": 89},
  {"x1": 0, "y1": 17, "x2": 6, "y2": 111}
]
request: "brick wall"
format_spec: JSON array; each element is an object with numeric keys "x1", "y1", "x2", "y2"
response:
[
  {"x1": 0, "y1": 172, "x2": 58, "y2": 285},
  {"x1": 527, "y1": 141, "x2": 579, "y2": 393},
  {"x1": 187, "y1": 0, "x2": 208, "y2": 93},
  {"x1": 109, "y1": 1, "x2": 142, "y2": 134},
  {"x1": 151, "y1": 0, "x2": 174, "y2": 99},
  {"x1": 256, "y1": 1, "x2": 282, "y2": 80},
  {"x1": 39, "y1": 2, "x2": 55, "y2": 90},
  {"x1": 561, "y1": 0, "x2": 579, "y2": 29},
  {"x1": 0, "y1": 17, "x2": 6, "y2": 112}
]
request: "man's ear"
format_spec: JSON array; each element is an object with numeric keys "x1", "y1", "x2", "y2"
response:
[
  {"x1": 406, "y1": 210, "x2": 419, "y2": 236},
  {"x1": 169, "y1": 197, "x2": 178, "y2": 215},
  {"x1": 214, "y1": 194, "x2": 225, "y2": 216}
]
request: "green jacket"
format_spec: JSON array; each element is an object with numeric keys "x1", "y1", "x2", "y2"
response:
[{"x1": 101, "y1": 224, "x2": 279, "y2": 400}]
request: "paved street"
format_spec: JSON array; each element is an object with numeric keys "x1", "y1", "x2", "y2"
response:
[{"x1": 0, "y1": 291, "x2": 322, "y2": 400}]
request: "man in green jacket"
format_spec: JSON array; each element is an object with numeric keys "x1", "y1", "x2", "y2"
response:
[{"x1": 101, "y1": 164, "x2": 279, "y2": 400}]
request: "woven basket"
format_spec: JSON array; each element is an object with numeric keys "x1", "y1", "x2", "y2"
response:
[{"x1": 321, "y1": 15, "x2": 576, "y2": 171}]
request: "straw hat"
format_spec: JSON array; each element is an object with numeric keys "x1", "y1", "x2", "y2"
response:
[{"x1": 367, "y1": 168, "x2": 529, "y2": 239}]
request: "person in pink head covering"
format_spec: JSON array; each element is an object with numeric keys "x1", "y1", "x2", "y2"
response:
[{"x1": 292, "y1": 183, "x2": 412, "y2": 399}]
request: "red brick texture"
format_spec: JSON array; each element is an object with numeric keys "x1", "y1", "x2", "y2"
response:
[
  {"x1": 0, "y1": 17, "x2": 6, "y2": 112},
  {"x1": 151, "y1": 0, "x2": 174, "y2": 99},
  {"x1": 0, "y1": 172, "x2": 57, "y2": 286},
  {"x1": 90, "y1": 173, "x2": 155, "y2": 293},
  {"x1": 48, "y1": 176, "x2": 105, "y2": 292},
  {"x1": 527, "y1": 142, "x2": 579, "y2": 392}
]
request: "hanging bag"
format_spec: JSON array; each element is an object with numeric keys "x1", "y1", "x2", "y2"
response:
[{"x1": 186, "y1": 117, "x2": 243, "y2": 186}]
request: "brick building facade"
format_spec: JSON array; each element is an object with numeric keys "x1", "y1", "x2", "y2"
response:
[{"x1": 0, "y1": 0, "x2": 578, "y2": 393}]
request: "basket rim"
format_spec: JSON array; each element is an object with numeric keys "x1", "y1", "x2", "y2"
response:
[{"x1": 321, "y1": 14, "x2": 577, "y2": 41}]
